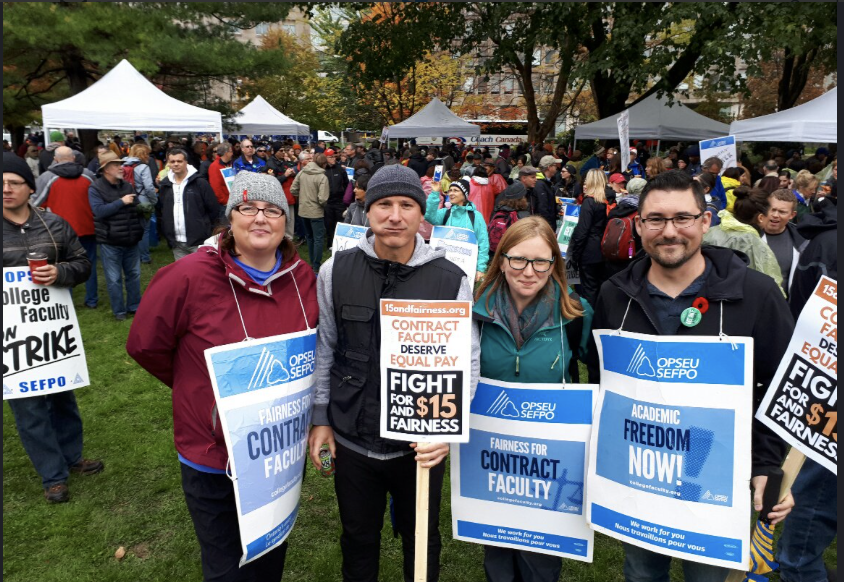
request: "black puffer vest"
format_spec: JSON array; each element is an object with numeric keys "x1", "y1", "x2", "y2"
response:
[
  {"x1": 330, "y1": 247, "x2": 464, "y2": 454},
  {"x1": 91, "y1": 177, "x2": 144, "y2": 247}
]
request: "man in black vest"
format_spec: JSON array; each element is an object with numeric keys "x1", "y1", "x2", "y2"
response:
[{"x1": 309, "y1": 164, "x2": 479, "y2": 582}]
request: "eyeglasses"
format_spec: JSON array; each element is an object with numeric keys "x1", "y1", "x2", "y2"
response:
[
  {"x1": 3, "y1": 180, "x2": 28, "y2": 188},
  {"x1": 256, "y1": 148, "x2": 266, "y2": 153},
  {"x1": 639, "y1": 212, "x2": 704, "y2": 231},
  {"x1": 501, "y1": 253, "x2": 554, "y2": 273},
  {"x1": 234, "y1": 205, "x2": 285, "y2": 219}
]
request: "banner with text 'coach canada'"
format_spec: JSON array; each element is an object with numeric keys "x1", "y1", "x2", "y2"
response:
[
  {"x1": 205, "y1": 329, "x2": 316, "y2": 566},
  {"x1": 587, "y1": 330, "x2": 753, "y2": 570},
  {"x1": 452, "y1": 378, "x2": 597, "y2": 562},
  {"x1": 3, "y1": 267, "x2": 90, "y2": 400},
  {"x1": 757, "y1": 276, "x2": 837, "y2": 474},
  {"x1": 379, "y1": 299, "x2": 473, "y2": 443}
]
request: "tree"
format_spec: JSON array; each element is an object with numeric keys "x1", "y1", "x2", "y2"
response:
[
  {"x1": 739, "y1": 56, "x2": 835, "y2": 120},
  {"x1": 2, "y1": 2, "x2": 302, "y2": 149}
]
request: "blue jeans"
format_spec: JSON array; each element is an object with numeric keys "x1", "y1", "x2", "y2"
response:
[
  {"x1": 100, "y1": 243, "x2": 141, "y2": 316},
  {"x1": 623, "y1": 543, "x2": 729, "y2": 582},
  {"x1": 7, "y1": 392, "x2": 83, "y2": 488},
  {"x1": 138, "y1": 218, "x2": 151, "y2": 263},
  {"x1": 303, "y1": 217, "x2": 326, "y2": 271},
  {"x1": 777, "y1": 459, "x2": 837, "y2": 582},
  {"x1": 149, "y1": 214, "x2": 159, "y2": 247},
  {"x1": 78, "y1": 235, "x2": 98, "y2": 308}
]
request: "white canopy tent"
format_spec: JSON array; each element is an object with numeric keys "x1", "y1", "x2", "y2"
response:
[
  {"x1": 386, "y1": 98, "x2": 481, "y2": 138},
  {"x1": 729, "y1": 87, "x2": 837, "y2": 143},
  {"x1": 41, "y1": 59, "x2": 222, "y2": 144},
  {"x1": 231, "y1": 95, "x2": 310, "y2": 135},
  {"x1": 574, "y1": 94, "x2": 729, "y2": 142}
]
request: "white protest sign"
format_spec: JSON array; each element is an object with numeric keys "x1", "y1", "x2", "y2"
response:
[
  {"x1": 617, "y1": 109, "x2": 630, "y2": 173},
  {"x1": 379, "y1": 126, "x2": 389, "y2": 144},
  {"x1": 699, "y1": 136, "x2": 737, "y2": 172},
  {"x1": 379, "y1": 299, "x2": 473, "y2": 443},
  {"x1": 221, "y1": 166, "x2": 237, "y2": 195},
  {"x1": 756, "y1": 276, "x2": 837, "y2": 474},
  {"x1": 587, "y1": 330, "x2": 753, "y2": 570},
  {"x1": 3, "y1": 267, "x2": 90, "y2": 399},
  {"x1": 429, "y1": 225, "x2": 478, "y2": 281},
  {"x1": 205, "y1": 329, "x2": 316, "y2": 566},
  {"x1": 452, "y1": 378, "x2": 597, "y2": 562},
  {"x1": 557, "y1": 204, "x2": 581, "y2": 285},
  {"x1": 345, "y1": 167, "x2": 355, "y2": 182},
  {"x1": 331, "y1": 223, "x2": 368, "y2": 255}
]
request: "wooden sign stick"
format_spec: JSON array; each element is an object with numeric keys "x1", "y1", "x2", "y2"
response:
[{"x1": 414, "y1": 448, "x2": 431, "y2": 582}]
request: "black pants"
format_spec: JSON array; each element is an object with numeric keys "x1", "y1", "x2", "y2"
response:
[
  {"x1": 334, "y1": 442, "x2": 446, "y2": 582},
  {"x1": 324, "y1": 202, "x2": 347, "y2": 248},
  {"x1": 483, "y1": 546, "x2": 562, "y2": 582},
  {"x1": 180, "y1": 464, "x2": 288, "y2": 582},
  {"x1": 577, "y1": 262, "x2": 606, "y2": 309}
]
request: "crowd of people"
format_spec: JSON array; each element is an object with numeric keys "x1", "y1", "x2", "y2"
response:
[{"x1": 2, "y1": 128, "x2": 838, "y2": 582}]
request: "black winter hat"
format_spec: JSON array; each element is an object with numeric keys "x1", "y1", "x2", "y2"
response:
[
  {"x1": 502, "y1": 182, "x2": 527, "y2": 200},
  {"x1": 448, "y1": 179, "x2": 471, "y2": 200},
  {"x1": 3, "y1": 153, "x2": 36, "y2": 191}
]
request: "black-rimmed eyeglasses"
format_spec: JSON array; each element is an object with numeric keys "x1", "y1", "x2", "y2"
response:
[
  {"x1": 501, "y1": 253, "x2": 554, "y2": 272},
  {"x1": 639, "y1": 212, "x2": 704, "y2": 231},
  {"x1": 234, "y1": 205, "x2": 285, "y2": 219}
]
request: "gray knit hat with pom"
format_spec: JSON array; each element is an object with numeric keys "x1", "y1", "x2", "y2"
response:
[{"x1": 226, "y1": 171, "x2": 289, "y2": 219}]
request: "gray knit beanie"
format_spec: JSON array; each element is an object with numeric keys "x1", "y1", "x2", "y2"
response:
[
  {"x1": 226, "y1": 171, "x2": 289, "y2": 219},
  {"x1": 364, "y1": 164, "x2": 427, "y2": 212}
]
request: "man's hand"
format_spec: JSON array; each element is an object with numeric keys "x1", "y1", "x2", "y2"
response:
[
  {"x1": 751, "y1": 475, "x2": 795, "y2": 525},
  {"x1": 32, "y1": 264, "x2": 59, "y2": 286},
  {"x1": 121, "y1": 193, "x2": 136, "y2": 205},
  {"x1": 285, "y1": 168, "x2": 295, "y2": 177},
  {"x1": 308, "y1": 425, "x2": 336, "y2": 471},
  {"x1": 411, "y1": 442, "x2": 449, "y2": 468}
]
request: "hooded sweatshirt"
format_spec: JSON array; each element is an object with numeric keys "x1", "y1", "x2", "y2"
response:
[
  {"x1": 32, "y1": 160, "x2": 95, "y2": 207},
  {"x1": 291, "y1": 162, "x2": 330, "y2": 219},
  {"x1": 312, "y1": 232, "x2": 480, "y2": 458},
  {"x1": 159, "y1": 164, "x2": 220, "y2": 247}
]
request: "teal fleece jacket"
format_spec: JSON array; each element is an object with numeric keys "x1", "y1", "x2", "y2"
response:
[{"x1": 425, "y1": 190, "x2": 490, "y2": 273}]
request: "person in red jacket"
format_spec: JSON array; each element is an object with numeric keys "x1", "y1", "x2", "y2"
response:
[{"x1": 126, "y1": 171, "x2": 318, "y2": 582}]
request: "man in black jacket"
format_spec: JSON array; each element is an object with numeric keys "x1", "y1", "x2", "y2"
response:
[
  {"x1": 88, "y1": 151, "x2": 145, "y2": 320},
  {"x1": 322, "y1": 149, "x2": 349, "y2": 248},
  {"x1": 534, "y1": 155, "x2": 562, "y2": 232},
  {"x1": 158, "y1": 148, "x2": 220, "y2": 260},
  {"x1": 407, "y1": 146, "x2": 428, "y2": 178},
  {"x1": 3, "y1": 153, "x2": 103, "y2": 503},
  {"x1": 587, "y1": 171, "x2": 795, "y2": 581}
]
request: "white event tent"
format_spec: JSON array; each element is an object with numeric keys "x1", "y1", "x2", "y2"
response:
[
  {"x1": 232, "y1": 95, "x2": 310, "y2": 135},
  {"x1": 386, "y1": 98, "x2": 481, "y2": 138},
  {"x1": 41, "y1": 59, "x2": 223, "y2": 143},
  {"x1": 729, "y1": 87, "x2": 837, "y2": 143},
  {"x1": 574, "y1": 94, "x2": 729, "y2": 143}
]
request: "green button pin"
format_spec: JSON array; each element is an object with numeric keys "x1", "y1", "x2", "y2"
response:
[{"x1": 680, "y1": 307, "x2": 702, "y2": 327}]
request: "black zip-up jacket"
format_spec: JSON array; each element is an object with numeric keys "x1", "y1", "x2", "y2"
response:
[
  {"x1": 324, "y1": 162, "x2": 350, "y2": 204},
  {"x1": 408, "y1": 153, "x2": 428, "y2": 178},
  {"x1": 529, "y1": 178, "x2": 558, "y2": 232},
  {"x1": 158, "y1": 172, "x2": 221, "y2": 248},
  {"x1": 3, "y1": 204, "x2": 91, "y2": 286},
  {"x1": 568, "y1": 195, "x2": 607, "y2": 266},
  {"x1": 586, "y1": 245, "x2": 794, "y2": 478},
  {"x1": 790, "y1": 204, "x2": 837, "y2": 318}
]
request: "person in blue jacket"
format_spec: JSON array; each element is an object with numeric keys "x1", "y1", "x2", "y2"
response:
[
  {"x1": 472, "y1": 216, "x2": 593, "y2": 582},
  {"x1": 426, "y1": 178, "x2": 490, "y2": 281}
]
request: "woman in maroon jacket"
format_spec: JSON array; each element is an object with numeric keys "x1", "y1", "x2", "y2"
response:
[{"x1": 127, "y1": 171, "x2": 318, "y2": 582}]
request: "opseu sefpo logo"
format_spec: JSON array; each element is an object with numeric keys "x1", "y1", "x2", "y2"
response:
[
  {"x1": 486, "y1": 390, "x2": 555, "y2": 420},
  {"x1": 627, "y1": 343, "x2": 700, "y2": 380}
]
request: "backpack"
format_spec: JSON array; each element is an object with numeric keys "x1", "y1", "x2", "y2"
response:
[
  {"x1": 601, "y1": 211, "x2": 637, "y2": 261},
  {"x1": 122, "y1": 162, "x2": 139, "y2": 190},
  {"x1": 487, "y1": 209, "x2": 519, "y2": 254}
]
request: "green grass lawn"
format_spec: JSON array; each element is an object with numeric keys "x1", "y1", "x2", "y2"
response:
[{"x1": 3, "y1": 239, "x2": 835, "y2": 581}]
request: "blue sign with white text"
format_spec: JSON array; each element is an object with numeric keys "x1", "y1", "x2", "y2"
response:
[
  {"x1": 209, "y1": 334, "x2": 317, "y2": 399},
  {"x1": 471, "y1": 381, "x2": 592, "y2": 424},
  {"x1": 460, "y1": 429, "x2": 585, "y2": 513},
  {"x1": 600, "y1": 335, "x2": 746, "y2": 386},
  {"x1": 595, "y1": 391, "x2": 735, "y2": 506},
  {"x1": 431, "y1": 225, "x2": 478, "y2": 245}
]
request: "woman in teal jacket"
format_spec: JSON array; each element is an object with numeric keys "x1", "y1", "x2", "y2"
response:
[
  {"x1": 426, "y1": 178, "x2": 490, "y2": 280},
  {"x1": 472, "y1": 216, "x2": 592, "y2": 581}
]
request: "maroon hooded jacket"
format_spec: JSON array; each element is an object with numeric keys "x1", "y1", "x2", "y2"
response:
[{"x1": 126, "y1": 236, "x2": 319, "y2": 470}]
